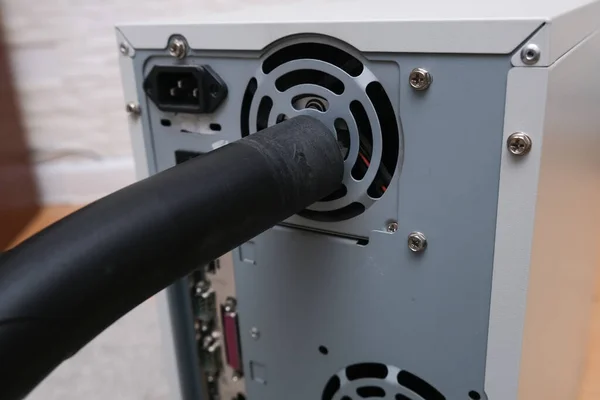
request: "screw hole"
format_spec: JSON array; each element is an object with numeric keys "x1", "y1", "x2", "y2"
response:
[
  {"x1": 209, "y1": 83, "x2": 219, "y2": 97},
  {"x1": 209, "y1": 123, "x2": 222, "y2": 131},
  {"x1": 526, "y1": 50, "x2": 535, "y2": 59},
  {"x1": 161, "y1": 119, "x2": 172, "y2": 127},
  {"x1": 468, "y1": 390, "x2": 481, "y2": 400},
  {"x1": 319, "y1": 345, "x2": 329, "y2": 355}
]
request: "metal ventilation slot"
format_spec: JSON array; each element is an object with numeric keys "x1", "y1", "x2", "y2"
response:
[
  {"x1": 346, "y1": 363, "x2": 388, "y2": 380},
  {"x1": 356, "y1": 386, "x2": 386, "y2": 398},
  {"x1": 275, "y1": 69, "x2": 345, "y2": 94},
  {"x1": 322, "y1": 363, "x2": 446, "y2": 400},
  {"x1": 365, "y1": 81, "x2": 399, "y2": 198},
  {"x1": 349, "y1": 101, "x2": 373, "y2": 181},
  {"x1": 320, "y1": 184, "x2": 347, "y2": 202},
  {"x1": 241, "y1": 78, "x2": 257, "y2": 137},
  {"x1": 243, "y1": 39, "x2": 401, "y2": 222},
  {"x1": 256, "y1": 96, "x2": 273, "y2": 131},
  {"x1": 262, "y1": 42, "x2": 364, "y2": 76},
  {"x1": 334, "y1": 118, "x2": 351, "y2": 160},
  {"x1": 298, "y1": 202, "x2": 365, "y2": 222}
]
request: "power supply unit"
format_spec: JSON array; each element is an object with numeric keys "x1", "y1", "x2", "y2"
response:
[{"x1": 116, "y1": 1, "x2": 600, "y2": 399}]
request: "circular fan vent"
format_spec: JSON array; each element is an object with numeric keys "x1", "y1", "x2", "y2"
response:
[
  {"x1": 321, "y1": 363, "x2": 445, "y2": 400},
  {"x1": 241, "y1": 39, "x2": 401, "y2": 222}
]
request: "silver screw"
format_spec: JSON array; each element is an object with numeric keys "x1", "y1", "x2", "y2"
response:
[
  {"x1": 521, "y1": 44, "x2": 541, "y2": 65},
  {"x1": 250, "y1": 327, "x2": 260, "y2": 340},
  {"x1": 232, "y1": 372, "x2": 242, "y2": 382},
  {"x1": 168, "y1": 37, "x2": 188, "y2": 59},
  {"x1": 408, "y1": 232, "x2": 427, "y2": 253},
  {"x1": 409, "y1": 68, "x2": 432, "y2": 91},
  {"x1": 507, "y1": 132, "x2": 532, "y2": 156},
  {"x1": 387, "y1": 222, "x2": 399, "y2": 233},
  {"x1": 224, "y1": 297, "x2": 237, "y2": 313},
  {"x1": 125, "y1": 102, "x2": 141, "y2": 116},
  {"x1": 119, "y1": 42, "x2": 130, "y2": 56}
]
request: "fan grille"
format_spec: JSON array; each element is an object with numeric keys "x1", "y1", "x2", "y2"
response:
[
  {"x1": 322, "y1": 363, "x2": 445, "y2": 400},
  {"x1": 240, "y1": 38, "x2": 400, "y2": 222}
]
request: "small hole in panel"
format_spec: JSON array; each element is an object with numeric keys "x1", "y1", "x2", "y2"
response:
[
  {"x1": 276, "y1": 114, "x2": 288, "y2": 124},
  {"x1": 349, "y1": 101, "x2": 373, "y2": 181},
  {"x1": 468, "y1": 391, "x2": 481, "y2": 400},
  {"x1": 356, "y1": 386, "x2": 385, "y2": 398},
  {"x1": 161, "y1": 119, "x2": 172, "y2": 127},
  {"x1": 318, "y1": 346, "x2": 329, "y2": 355},
  {"x1": 209, "y1": 123, "x2": 222, "y2": 131}
]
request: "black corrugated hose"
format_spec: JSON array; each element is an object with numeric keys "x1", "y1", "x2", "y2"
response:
[{"x1": 0, "y1": 116, "x2": 344, "y2": 399}]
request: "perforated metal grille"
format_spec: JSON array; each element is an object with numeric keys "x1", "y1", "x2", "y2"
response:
[
  {"x1": 321, "y1": 363, "x2": 445, "y2": 400},
  {"x1": 241, "y1": 38, "x2": 400, "y2": 222}
]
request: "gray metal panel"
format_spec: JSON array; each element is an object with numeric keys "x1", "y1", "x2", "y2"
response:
[
  {"x1": 132, "y1": 41, "x2": 510, "y2": 399},
  {"x1": 518, "y1": 29, "x2": 600, "y2": 399},
  {"x1": 232, "y1": 56, "x2": 510, "y2": 399}
]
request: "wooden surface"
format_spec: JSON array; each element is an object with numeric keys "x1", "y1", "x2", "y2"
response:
[{"x1": 7, "y1": 206, "x2": 600, "y2": 399}]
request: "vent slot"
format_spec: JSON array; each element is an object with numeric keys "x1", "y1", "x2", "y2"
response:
[
  {"x1": 357, "y1": 386, "x2": 386, "y2": 398},
  {"x1": 292, "y1": 95, "x2": 329, "y2": 112},
  {"x1": 397, "y1": 370, "x2": 445, "y2": 400},
  {"x1": 349, "y1": 101, "x2": 373, "y2": 181},
  {"x1": 346, "y1": 363, "x2": 388, "y2": 381},
  {"x1": 263, "y1": 42, "x2": 364, "y2": 77},
  {"x1": 366, "y1": 81, "x2": 399, "y2": 198},
  {"x1": 244, "y1": 38, "x2": 402, "y2": 222},
  {"x1": 320, "y1": 184, "x2": 347, "y2": 202},
  {"x1": 334, "y1": 118, "x2": 351, "y2": 160},
  {"x1": 298, "y1": 202, "x2": 365, "y2": 222},
  {"x1": 323, "y1": 363, "x2": 445, "y2": 400},
  {"x1": 322, "y1": 375, "x2": 341, "y2": 400},
  {"x1": 256, "y1": 96, "x2": 273, "y2": 132},
  {"x1": 241, "y1": 78, "x2": 257, "y2": 137},
  {"x1": 275, "y1": 69, "x2": 345, "y2": 94}
]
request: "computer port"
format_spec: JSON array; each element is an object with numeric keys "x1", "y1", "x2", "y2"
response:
[
  {"x1": 144, "y1": 65, "x2": 227, "y2": 114},
  {"x1": 201, "y1": 334, "x2": 223, "y2": 376},
  {"x1": 221, "y1": 297, "x2": 243, "y2": 374},
  {"x1": 205, "y1": 258, "x2": 221, "y2": 275},
  {"x1": 192, "y1": 281, "x2": 217, "y2": 321},
  {"x1": 205, "y1": 373, "x2": 220, "y2": 400},
  {"x1": 194, "y1": 319, "x2": 215, "y2": 342}
]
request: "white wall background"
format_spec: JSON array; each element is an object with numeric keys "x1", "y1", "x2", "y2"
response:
[{"x1": 0, "y1": 0, "x2": 262, "y2": 204}]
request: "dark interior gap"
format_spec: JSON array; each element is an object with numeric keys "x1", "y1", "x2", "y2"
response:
[
  {"x1": 262, "y1": 42, "x2": 364, "y2": 77},
  {"x1": 365, "y1": 81, "x2": 399, "y2": 199}
]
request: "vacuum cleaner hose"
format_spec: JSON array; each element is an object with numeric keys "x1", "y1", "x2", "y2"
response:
[{"x1": 0, "y1": 115, "x2": 344, "y2": 399}]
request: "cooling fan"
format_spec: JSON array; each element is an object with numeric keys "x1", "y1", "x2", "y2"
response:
[
  {"x1": 321, "y1": 363, "x2": 447, "y2": 400},
  {"x1": 241, "y1": 38, "x2": 402, "y2": 222}
]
